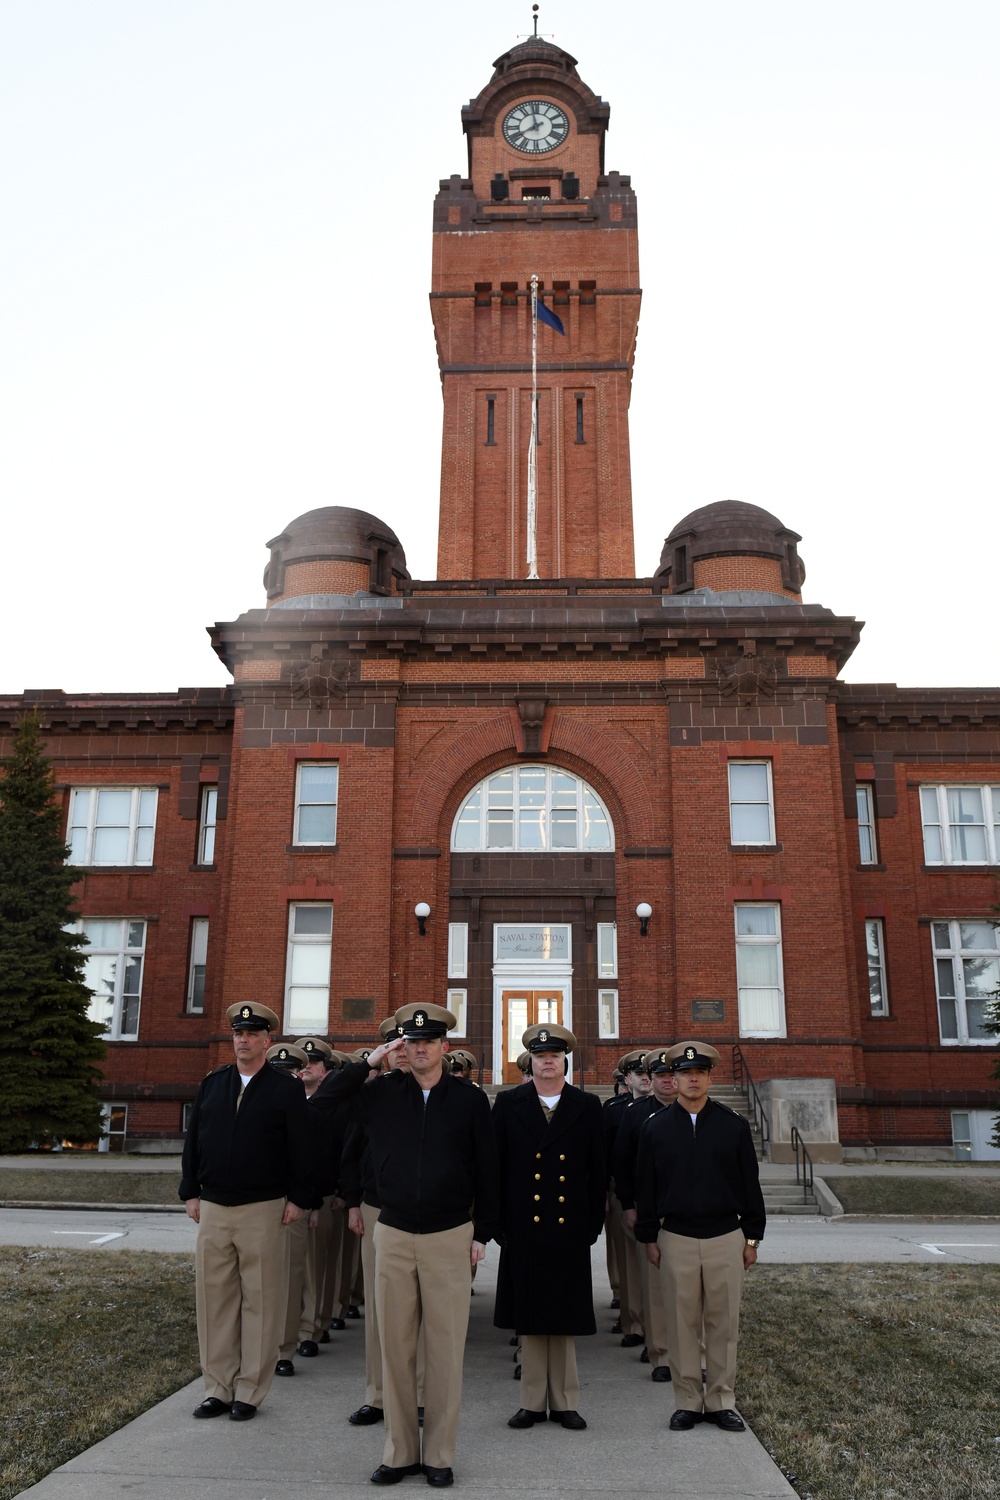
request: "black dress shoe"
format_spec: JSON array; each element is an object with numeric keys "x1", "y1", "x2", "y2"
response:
[
  {"x1": 550, "y1": 1410, "x2": 587, "y2": 1429},
  {"x1": 620, "y1": 1333, "x2": 644, "y2": 1348},
  {"x1": 610, "y1": 1297, "x2": 620, "y2": 1309},
  {"x1": 193, "y1": 1397, "x2": 232, "y2": 1418},
  {"x1": 705, "y1": 1409, "x2": 746, "y2": 1432},
  {"x1": 513, "y1": 1364, "x2": 521, "y2": 1380},
  {"x1": 370, "y1": 1463, "x2": 423, "y2": 1485},
  {"x1": 346, "y1": 1304, "x2": 361, "y2": 1319},
  {"x1": 349, "y1": 1404, "x2": 384, "y2": 1425},
  {"x1": 425, "y1": 1468, "x2": 453, "y2": 1487},
  {"x1": 508, "y1": 1408, "x2": 546, "y2": 1428},
  {"x1": 651, "y1": 1366, "x2": 672, "y2": 1382},
  {"x1": 229, "y1": 1401, "x2": 256, "y2": 1421},
  {"x1": 320, "y1": 1330, "x2": 331, "y2": 1344},
  {"x1": 610, "y1": 1319, "x2": 622, "y2": 1334},
  {"x1": 330, "y1": 1318, "x2": 347, "y2": 1331},
  {"x1": 509, "y1": 1335, "x2": 518, "y2": 1346},
  {"x1": 639, "y1": 1346, "x2": 649, "y2": 1364},
  {"x1": 669, "y1": 1409, "x2": 702, "y2": 1430},
  {"x1": 297, "y1": 1339, "x2": 319, "y2": 1357},
  {"x1": 274, "y1": 1359, "x2": 295, "y2": 1376}
]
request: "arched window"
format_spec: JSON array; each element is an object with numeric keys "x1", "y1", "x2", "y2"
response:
[{"x1": 451, "y1": 765, "x2": 614, "y2": 852}]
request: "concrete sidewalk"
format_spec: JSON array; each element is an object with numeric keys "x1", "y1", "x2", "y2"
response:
[{"x1": 16, "y1": 1245, "x2": 794, "y2": 1500}]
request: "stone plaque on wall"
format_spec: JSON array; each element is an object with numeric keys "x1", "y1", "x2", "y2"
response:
[
  {"x1": 691, "y1": 998, "x2": 725, "y2": 1025},
  {"x1": 342, "y1": 997, "x2": 375, "y2": 1022}
]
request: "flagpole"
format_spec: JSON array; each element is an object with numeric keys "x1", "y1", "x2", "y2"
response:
[{"x1": 526, "y1": 273, "x2": 539, "y2": 580}]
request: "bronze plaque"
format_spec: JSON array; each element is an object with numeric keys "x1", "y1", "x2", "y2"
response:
[
  {"x1": 691, "y1": 998, "x2": 725, "y2": 1025},
  {"x1": 342, "y1": 997, "x2": 375, "y2": 1022}
]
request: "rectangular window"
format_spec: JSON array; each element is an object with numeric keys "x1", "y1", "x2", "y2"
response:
[
  {"x1": 98, "y1": 1103, "x2": 128, "y2": 1153},
  {"x1": 734, "y1": 903, "x2": 786, "y2": 1037},
  {"x1": 597, "y1": 923, "x2": 618, "y2": 979},
  {"x1": 186, "y1": 917, "x2": 209, "y2": 1014},
  {"x1": 197, "y1": 786, "x2": 218, "y2": 865},
  {"x1": 575, "y1": 394, "x2": 585, "y2": 444},
  {"x1": 182, "y1": 1102, "x2": 194, "y2": 1133},
  {"x1": 931, "y1": 919, "x2": 999, "y2": 1044},
  {"x1": 294, "y1": 764, "x2": 338, "y2": 846},
  {"x1": 448, "y1": 923, "x2": 469, "y2": 979},
  {"x1": 920, "y1": 784, "x2": 1000, "y2": 865},
  {"x1": 67, "y1": 788, "x2": 157, "y2": 867},
  {"x1": 865, "y1": 918, "x2": 889, "y2": 1016},
  {"x1": 856, "y1": 785, "x2": 877, "y2": 864},
  {"x1": 485, "y1": 395, "x2": 496, "y2": 446},
  {"x1": 285, "y1": 903, "x2": 333, "y2": 1033},
  {"x1": 446, "y1": 988, "x2": 468, "y2": 1037},
  {"x1": 598, "y1": 988, "x2": 619, "y2": 1039},
  {"x1": 729, "y1": 761, "x2": 775, "y2": 845},
  {"x1": 75, "y1": 919, "x2": 147, "y2": 1040}
]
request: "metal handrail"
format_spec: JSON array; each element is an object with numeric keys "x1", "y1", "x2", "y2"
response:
[
  {"x1": 730, "y1": 1045, "x2": 770, "y2": 1151},
  {"x1": 790, "y1": 1125, "x2": 815, "y2": 1205}
]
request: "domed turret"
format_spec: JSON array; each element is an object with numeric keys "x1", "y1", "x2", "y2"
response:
[
  {"x1": 263, "y1": 507, "x2": 409, "y2": 605},
  {"x1": 656, "y1": 501, "x2": 805, "y2": 599}
]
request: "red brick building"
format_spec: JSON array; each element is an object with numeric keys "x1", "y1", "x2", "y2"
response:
[{"x1": 3, "y1": 36, "x2": 999, "y2": 1157}]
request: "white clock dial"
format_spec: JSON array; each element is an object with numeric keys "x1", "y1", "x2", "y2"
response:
[{"x1": 502, "y1": 100, "x2": 569, "y2": 155}]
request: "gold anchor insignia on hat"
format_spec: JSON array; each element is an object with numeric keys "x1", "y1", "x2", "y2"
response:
[
  {"x1": 240, "y1": 1005, "x2": 252, "y2": 1020},
  {"x1": 659, "y1": 1051, "x2": 668, "y2": 1064},
  {"x1": 685, "y1": 1046, "x2": 696, "y2": 1061},
  {"x1": 278, "y1": 1048, "x2": 289, "y2": 1060},
  {"x1": 361, "y1": 1049, "x2": 370, "y2": 1059},
  {"x1": 415, "y1": 1011, "x2": 425, "y2": 1027},
  {"x1": 538, "y1": 1029, "x2": 550, "y2": 1042}
]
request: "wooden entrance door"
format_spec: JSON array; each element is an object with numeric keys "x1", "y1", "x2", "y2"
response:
[{"x1": 501, "y1": 989, "x2": 563, "y2": 1084}]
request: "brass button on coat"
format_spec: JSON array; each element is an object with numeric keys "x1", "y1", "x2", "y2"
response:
[
  {"x1": 558, "y1": 1195, "x2": 565, "y2": 1203},
  {"x1": 533, "y1": 1194, "x2": 540, "y2": 1202},
  {"x1": 533, "y1": 1215, "x2": 540, "y2": 1223},
  {"x1": 559, "y1": 1154, "x2": 566, "y2": 1161},
  {"x1": 558, "y1": 1217, "x2": 565, "y2": 1224},
  {"x1": 559, "y1": 1175, "x2": 566, "y2": 1182},
  {"x1": 534, "y1": 1173, "x2": 541, "y2": 1180}
]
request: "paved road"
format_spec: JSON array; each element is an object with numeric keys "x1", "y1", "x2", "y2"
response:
[{"x1": 2, "y1": 1206, "x2": 1000, "y2": 1262}]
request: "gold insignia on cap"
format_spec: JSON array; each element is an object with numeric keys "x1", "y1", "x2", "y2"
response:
[
  {"x1": 660, "y1": 1051, "x2": 668, "y2": 1064},
  {"x1": 361, "y1": 1049, "x2": 370, "y2": 1060},
  {"x1": 538, "y1": 1029, "x2": 550, "y2": 1043},
  {"x1": 240, "y1": 1005, "x2": 252, "y2": 1020},
  {"x1": 414, "y1": 1011, "x2": 425, "y2": 1027},
  {"x1": 278, "y1": 1048, "x2": 289, "y2": 1060},
  {"x1": 685, "y1": 1045, "x2": 696, "y2": 1061}
]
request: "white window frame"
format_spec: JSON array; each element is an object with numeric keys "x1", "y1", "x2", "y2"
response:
[
  {"x1": 951, "y1": 1109, "x2": 1000, "y2": 1161},
  {"x1": 98, "y1": 1103, "x2": 128, "y2": 1153},
  {"x1": 728, "y1": 761, "x2": 775, "y2": 846},
  {"x1": 197, "y1": 785, "x2": 218, "y2": 865},
  {"x1": 293, "y1": 763, "x2": 339, "y2": 846},
  {"x1": 597, "y1": 988, "x2": 619, "y2": 1039},
  {"x1": 67, "y1": 787, "x2": 157, "y2": 867},
  {"x1": 865, "y1": 918, "x2": 889, "y2": 1016},
  {"x1": 284, "y1": 902, "x2": 333, "y2": 1033},
  {"x1": 919, "y1": 784, "x2": 1000, "y2": 866},
  {"x1": 856, "y1": 784, "x2": 878, "y2": 864},
  {"x1": 734, "y1": 902, "x2": 786, "y2": 1038},
  {"x1": 448, "y1": 923, "x2": 469, "y2": 979},
  {"x1": 931, "y1": 918, "x2": 1000, "y2": 1045},
  {"x1": 446, "y1": 987, "x2": 468, "y2": 1037},
  {"x1": 74, "y1": 918, "x2": 147, "y2": 1040},
  {"x1": 597, "y1": 922, "x2": 618, "y2": 979},
  {"x1": 186, "y1": 917, "x2": 209, "y2": 1014},
  {"x1": 451, "y1": 764, "x2": 614, "y2": 853}
]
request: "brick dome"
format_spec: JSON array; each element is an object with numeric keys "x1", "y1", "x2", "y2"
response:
[
  {"x1": 263, "y1": 507, "x2": 409, "y2": 604},
  {"x1": 656, "y1": 500, "x2": 806, "y2": 598}
]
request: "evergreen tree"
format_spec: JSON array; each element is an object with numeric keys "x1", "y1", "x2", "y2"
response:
[{"x1": 0, "y1": 716, "x2": 106, "y2": 1150}]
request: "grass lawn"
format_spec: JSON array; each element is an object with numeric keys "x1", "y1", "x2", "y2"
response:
[
  {"x1": 0, "y1": 1247, "x2": 198, "y2": 1500},
  {"x1": 822, "y1": 1174, "x2": 1000, "y2": 1216},
  {"x1": 740, "y1": 1263, "x2": 1000, "y2": 1500},
  {"x1": 0, "y1": 1169, "x2": 180, "y2": 1205}
]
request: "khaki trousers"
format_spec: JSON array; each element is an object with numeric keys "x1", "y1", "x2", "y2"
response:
[
  {"x1": 319, "y1": 1203, "x2": 345, "y2": 1327},
  {"x1": 195, "y1": 1197, "x2": 286, "y2": 1408},
  {"x1": 658, "y1": 1227, "x2": 745, "y2": 1412},
  {"x1": 620, "y1": 1213, "x2": 646, "y2": 1338},
  {"x1": 333, "y1": 1206, "x2": 361, "y2": 1318},
  {"x1": 279, "y1": 1213, "x2": 309, "y2": 1359},
  {"x1": 301, "y1": 1194, "x2": 334, "y2": 1342},
  {"x1": 360, "y1": 1200, "x2": 383, "y2": 1408},
  {"x1": 639, "y1": 1245, "x2": 670, "y2": 1369},
  {"x1": 520, "y1": 1334, "x2": 580, "y2": 1413},
  {"x1": 373, "y1": 1220, "x2": 473, "y2": 1470}
]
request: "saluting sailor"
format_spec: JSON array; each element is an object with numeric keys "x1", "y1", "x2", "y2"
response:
[
  {"x1": 493, "y1": 1023, "x2": 606, "y2": 1432},
  {"x1": 635, "y1": 1041, "x2": 766, "y2": 1434}
]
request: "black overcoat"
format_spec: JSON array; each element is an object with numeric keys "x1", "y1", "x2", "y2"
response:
[{"x1": 492, "y1": 1082, "x2": 606, "y2": 1336}]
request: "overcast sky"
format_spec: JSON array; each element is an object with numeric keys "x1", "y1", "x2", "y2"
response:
[{"x1": 1, "y1": 1, "x2": 997, "y2": 694}]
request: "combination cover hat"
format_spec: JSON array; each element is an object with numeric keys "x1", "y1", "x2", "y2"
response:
[
  {"x1": 299, "y1": 1036, "x2": 334, "y2": 1064},
  {"x1": 667, "y1": 1041, "x2": 721, "y2": 1072},
  {"x1": 265, "y1": 1042, "x2": 309, "y2": 1068},
  {"x1": 617, "y1": 1048, "x2": 647, "y2": 1074},
  {"x1": 523, "y1": 1021, "x2": 576, "y2": 1054},
  {"x1": 378, "y1": 1017, "x2": 406, "y2": 1042},
  {"x1": 393, "y1": 1003, "x2": 457, "y2": 1039},
  {"x1": 227, "y1": 1002, "x2": 280, "y2": 1032},
  {"x1": 644, "y1": 1047, "x2": 674, "y2": 1074}
]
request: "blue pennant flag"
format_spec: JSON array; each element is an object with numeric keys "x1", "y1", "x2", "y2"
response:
[{"x1": 536, "y1": 300, "x2": 566, "y2": 336}]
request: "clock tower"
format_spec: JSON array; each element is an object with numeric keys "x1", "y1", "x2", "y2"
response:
[{"x1": 431, "y1": 36, "x2": 640, "y2": 581}]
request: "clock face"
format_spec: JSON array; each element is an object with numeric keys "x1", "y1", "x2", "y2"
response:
[{"x1": 502, "y1": 100, "x2": 569, "y2": 155}]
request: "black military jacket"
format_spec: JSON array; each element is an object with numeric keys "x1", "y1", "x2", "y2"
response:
[
  {"x1": 492, "y1": 1082, "x2": 606, "y2": 1336},
  {"x1": 634, "y1": 1095, "x2": 766, "y2": 1243},
  {"x1": 603, "y1": 1091, "x2": 631, "y2": 1190},
  {"x1": 353, "y1": 1066, "x2": 500, "y2": 1241},
  {"x1": 179, "y1": 1061, "x2": 316, "y2": 1209},
  {"x1": 611, "y1": 1094, "x2": 669, "y2": 1211}
]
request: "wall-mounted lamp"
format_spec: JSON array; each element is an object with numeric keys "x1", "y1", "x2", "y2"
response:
[
  {"x1": 635, "y1": 902, "x2": 652, "y2": 938},
  {"x1": 414, "y1": 901, "x2": 431, "y2": 937}
]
